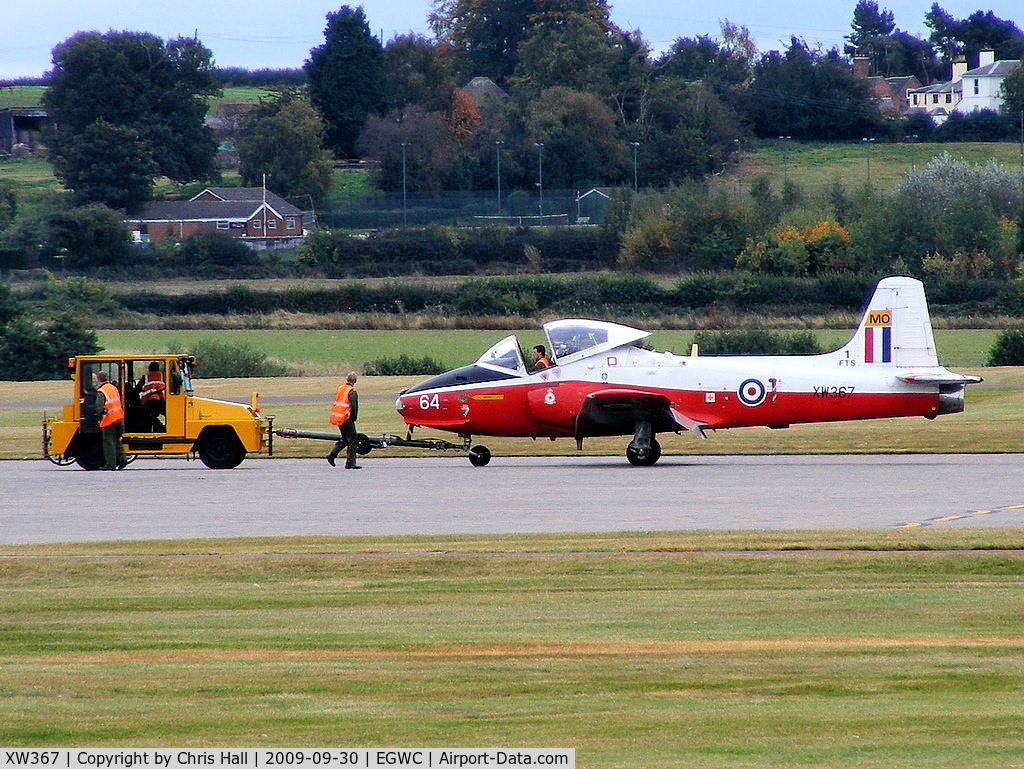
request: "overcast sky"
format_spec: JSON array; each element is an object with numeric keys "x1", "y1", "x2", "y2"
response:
[{"x1": 2, "y1": 0, "x2": 1021, "y2": 80}]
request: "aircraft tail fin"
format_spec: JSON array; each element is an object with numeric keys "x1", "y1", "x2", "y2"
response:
[{"x1": 838, "y1": 276, "x2": 940, "y2": 368}]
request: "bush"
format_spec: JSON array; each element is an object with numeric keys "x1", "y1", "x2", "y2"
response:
[
  {"x1": 362, "y1": 354, "x2": 448, "y2": 376},
  {"x1": 691, "y1": 328, "x2": 824, "y2": 356},
  {"x1": 987, "y1": 327, "x2": 1024, "y2": 366},
  {"x1": 672, "y1": 273, "x2": 731, "y2": 309},
  {"x1": 178, "y1": 232, "x2": 258, "y2": 268},
  {"x1": 182, "y1": 339, "x2": 291, "y2": 377},
  {"x1": 0, "y1": 313, "x2": 101, "y2": 380}
]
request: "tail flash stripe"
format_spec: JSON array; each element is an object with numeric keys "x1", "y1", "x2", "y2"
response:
[{"x1": 864, "y1": 324, "x2": 892, "y2": 364}]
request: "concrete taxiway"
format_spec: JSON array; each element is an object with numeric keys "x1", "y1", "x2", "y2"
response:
[{"x1": 2, "y1": 454, "x2": 1022, "y2": 544}]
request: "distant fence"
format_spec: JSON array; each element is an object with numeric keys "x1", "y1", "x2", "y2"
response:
[{"x1": 318, "y1": 189, "x2": 592, "y2": 230}]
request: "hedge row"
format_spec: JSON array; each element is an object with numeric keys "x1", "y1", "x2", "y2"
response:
[
  {"x1": 299, "y1": 225, "x2": 619, "y2": 277},
  {"x1": 109, "y1": 273, "x2": 1022, "y2": 319}
]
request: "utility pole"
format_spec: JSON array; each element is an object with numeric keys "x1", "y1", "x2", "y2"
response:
[
  {"x1": 401, "y1": 142, "x2": 408, "y2": 226},
  {"x1": 535, "y1": 142, "x2": 544, "y2": 222},
  {"x1": 495, "y1": 140, "x2": 504, "y2": 214},
  {"x1": 629, "y1": 141, "x2": 640, "y2": 193}
]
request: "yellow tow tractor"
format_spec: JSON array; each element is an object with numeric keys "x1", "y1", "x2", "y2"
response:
[{"x1": 44, "y1": 354, "x2": 273, "y2": 470}]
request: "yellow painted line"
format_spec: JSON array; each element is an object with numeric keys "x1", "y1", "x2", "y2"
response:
[
  {"x1": 895, "y1": 502, "x2": 1024, "y2": 528},
  {"x1": 471, "y1": 394, "x2": 504, "y2": 401}
]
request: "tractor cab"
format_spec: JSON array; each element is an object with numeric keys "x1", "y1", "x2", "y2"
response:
[{"x1": 45, "y1": 354, "x2": 272, "y2": 470}]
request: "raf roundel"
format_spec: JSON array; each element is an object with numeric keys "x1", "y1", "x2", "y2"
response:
[{"x1": 737, "y1": 378, "x2": 767, "y2": 407}]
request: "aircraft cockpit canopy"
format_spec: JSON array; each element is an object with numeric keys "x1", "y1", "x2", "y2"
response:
[
  {"x1": 475, "y1": 334, "x2": 527, "y2": 375},
  {"x1": 544, "y1": 319, "x2": 651, "y2": 364}
]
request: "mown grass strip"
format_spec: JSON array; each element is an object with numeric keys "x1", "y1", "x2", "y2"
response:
[{"x1": 1, "y1": 533, "x2": 1023, "y2": 766}]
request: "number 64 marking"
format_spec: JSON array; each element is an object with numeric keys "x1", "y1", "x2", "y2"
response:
[{"x1": 419, "y1": 393, "x2": 440, "y2": 410}]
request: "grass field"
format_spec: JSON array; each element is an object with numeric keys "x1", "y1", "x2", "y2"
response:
[
  {"x1": 0, "y1": 85, "x2": 273, "y2": 112},
  {"x1": 724, "y1": 138, "x2": 1024, "y2": 197},
  {"x1": 1, "y1": 532, "x2": 1022, "y2": 766}
]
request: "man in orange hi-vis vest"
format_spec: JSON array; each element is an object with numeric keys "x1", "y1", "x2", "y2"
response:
[
  {"x1": 94, "y1": 371, "x2": 127, "y2": 470},
  {"x1": 327, "y1": 371, "x2": 361, "y2": 469}
]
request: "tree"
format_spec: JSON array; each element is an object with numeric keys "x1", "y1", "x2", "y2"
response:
[
  {"x1": 656, "y1": 33, "x2": 752, "y2": 88},
  {"x1": 640, "y1": 78, "x2": 743, "y2": 184},
  {"x1": 0, "y1": 182, "x2": 15, "y2": 234},
  {"x1": 846, "y1": 0, "x2": 894, "y2": 73},
  {"x1": 0, "y1": 282, "x2": 23, "y2": 328},
  {"x1": 747, "y1": 39, "x2": 883, "y2": 140},
  {"x1": 48, "y1": 120, "x2": 158, "y2": 211},
  {"x1": 383, "y1": 34, "x2": 457, "y2": 114},
  {"x1": 846, "y1": 1, "x2": 941, "y2": 81},
  {"x1": 358, "y1": 106, "x2": 468, "y2": 192},
  {"x1": 429, "y1": 0, "x2": 537, "y2": 85},
  {"x1": 305, "y1": 6, "x2": 385, "y2": 158},
  {"x1": 1000, "y1": 62, "x2": 1024, "y2": 119},
  {"x1": 512, "y1": 7, "x2": 633, "y2": 102},
  {"x1": 42, "y1": 31, "x2": 220, "y2": 209},
  {"x1": 447, "y1": 89, "x2": 481, "y2": 147},
  {"x1": 2, "y1": 198, "x2": 131, "y2": 270},
  {"x1": 237, "y1": 90, "x2": 335, "y2": 206},
  {"x1": 45, "y1": 203, "x2": 133, "y2": 270},
  {"x1": 926, "y1": 4, "x2": 1024, "y2": 63},
  {"x1": 0, "y1": 314, "x2": 100, "y2": 381},
  {"x1": 853, "y1": 153, "x2": 1023, "y2": 274},
  {"x1": 526, "y1": 87, "x2": 630, "y2": 189}
]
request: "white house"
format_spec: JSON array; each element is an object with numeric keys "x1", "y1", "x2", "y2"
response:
[
  {"x1": 954, "y1": 50, "x2": 1020, "y2": 114},
  {"x1": 906, "y1": 51, "x2": 1020, "y2": 125}
]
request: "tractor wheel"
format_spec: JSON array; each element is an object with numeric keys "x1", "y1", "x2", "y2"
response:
[
  {"x1": 198, "y1": 427, "x2": 246, "y2": 469},
  {"x1": 72, "y1": 436, "x2": 105, "y2": 470}
]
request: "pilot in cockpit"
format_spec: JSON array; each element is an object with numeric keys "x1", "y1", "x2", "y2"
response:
[{"x1": 531, "y1": 345, "x2": 552, "y2": 371}]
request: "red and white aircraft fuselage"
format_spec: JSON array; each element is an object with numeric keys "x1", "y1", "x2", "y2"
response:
[{"x1": 396, "y1": 277, "x2": 982, "y2": 465}]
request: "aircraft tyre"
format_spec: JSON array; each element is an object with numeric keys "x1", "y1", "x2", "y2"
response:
[
  {"x1": 467, "y1": 445, "x2": 491, "y2": 467},
  {"x1": 355, "y1": 434, "x2": 373, "y2": 455},
  {"x1": 626, "y1": 438, "x2": 661, "y2": 467}
]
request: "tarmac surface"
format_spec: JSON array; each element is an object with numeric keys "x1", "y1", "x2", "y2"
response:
[{"x1": 3, "y1": 453, "x2": 1023, "y2": 544}]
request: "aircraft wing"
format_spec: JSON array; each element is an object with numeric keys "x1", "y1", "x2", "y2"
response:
[{"x1": 577, "y1": 388, "x2": 709, "y2": 439}]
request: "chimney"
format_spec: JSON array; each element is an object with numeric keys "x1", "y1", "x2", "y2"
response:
[
  {"x1": 978, "y1": 49, "x2": 995, "y2": 67},
  {"x1": 853, "y1": 56, "x2": 870, "y2": 78},
  {"x1": 952, "y1": 58, "x2": 968, "y2": 82}
]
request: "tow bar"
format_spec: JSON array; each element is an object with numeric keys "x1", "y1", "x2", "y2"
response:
[{"x1": 275, "y1": 428, "x2": 493, "y2": 466}]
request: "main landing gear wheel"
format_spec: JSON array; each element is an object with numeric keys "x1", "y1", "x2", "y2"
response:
[
  {"x1": 467, "y1": 445, "x2": 491, "y2": 467},
  {"x1": 625, "y1": 438, "x2": 661, "y2": 466}
]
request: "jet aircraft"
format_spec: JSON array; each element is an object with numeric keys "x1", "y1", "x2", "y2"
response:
[{"x1": 395, "y1": 276, "x2": 982, "y2": 466}]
